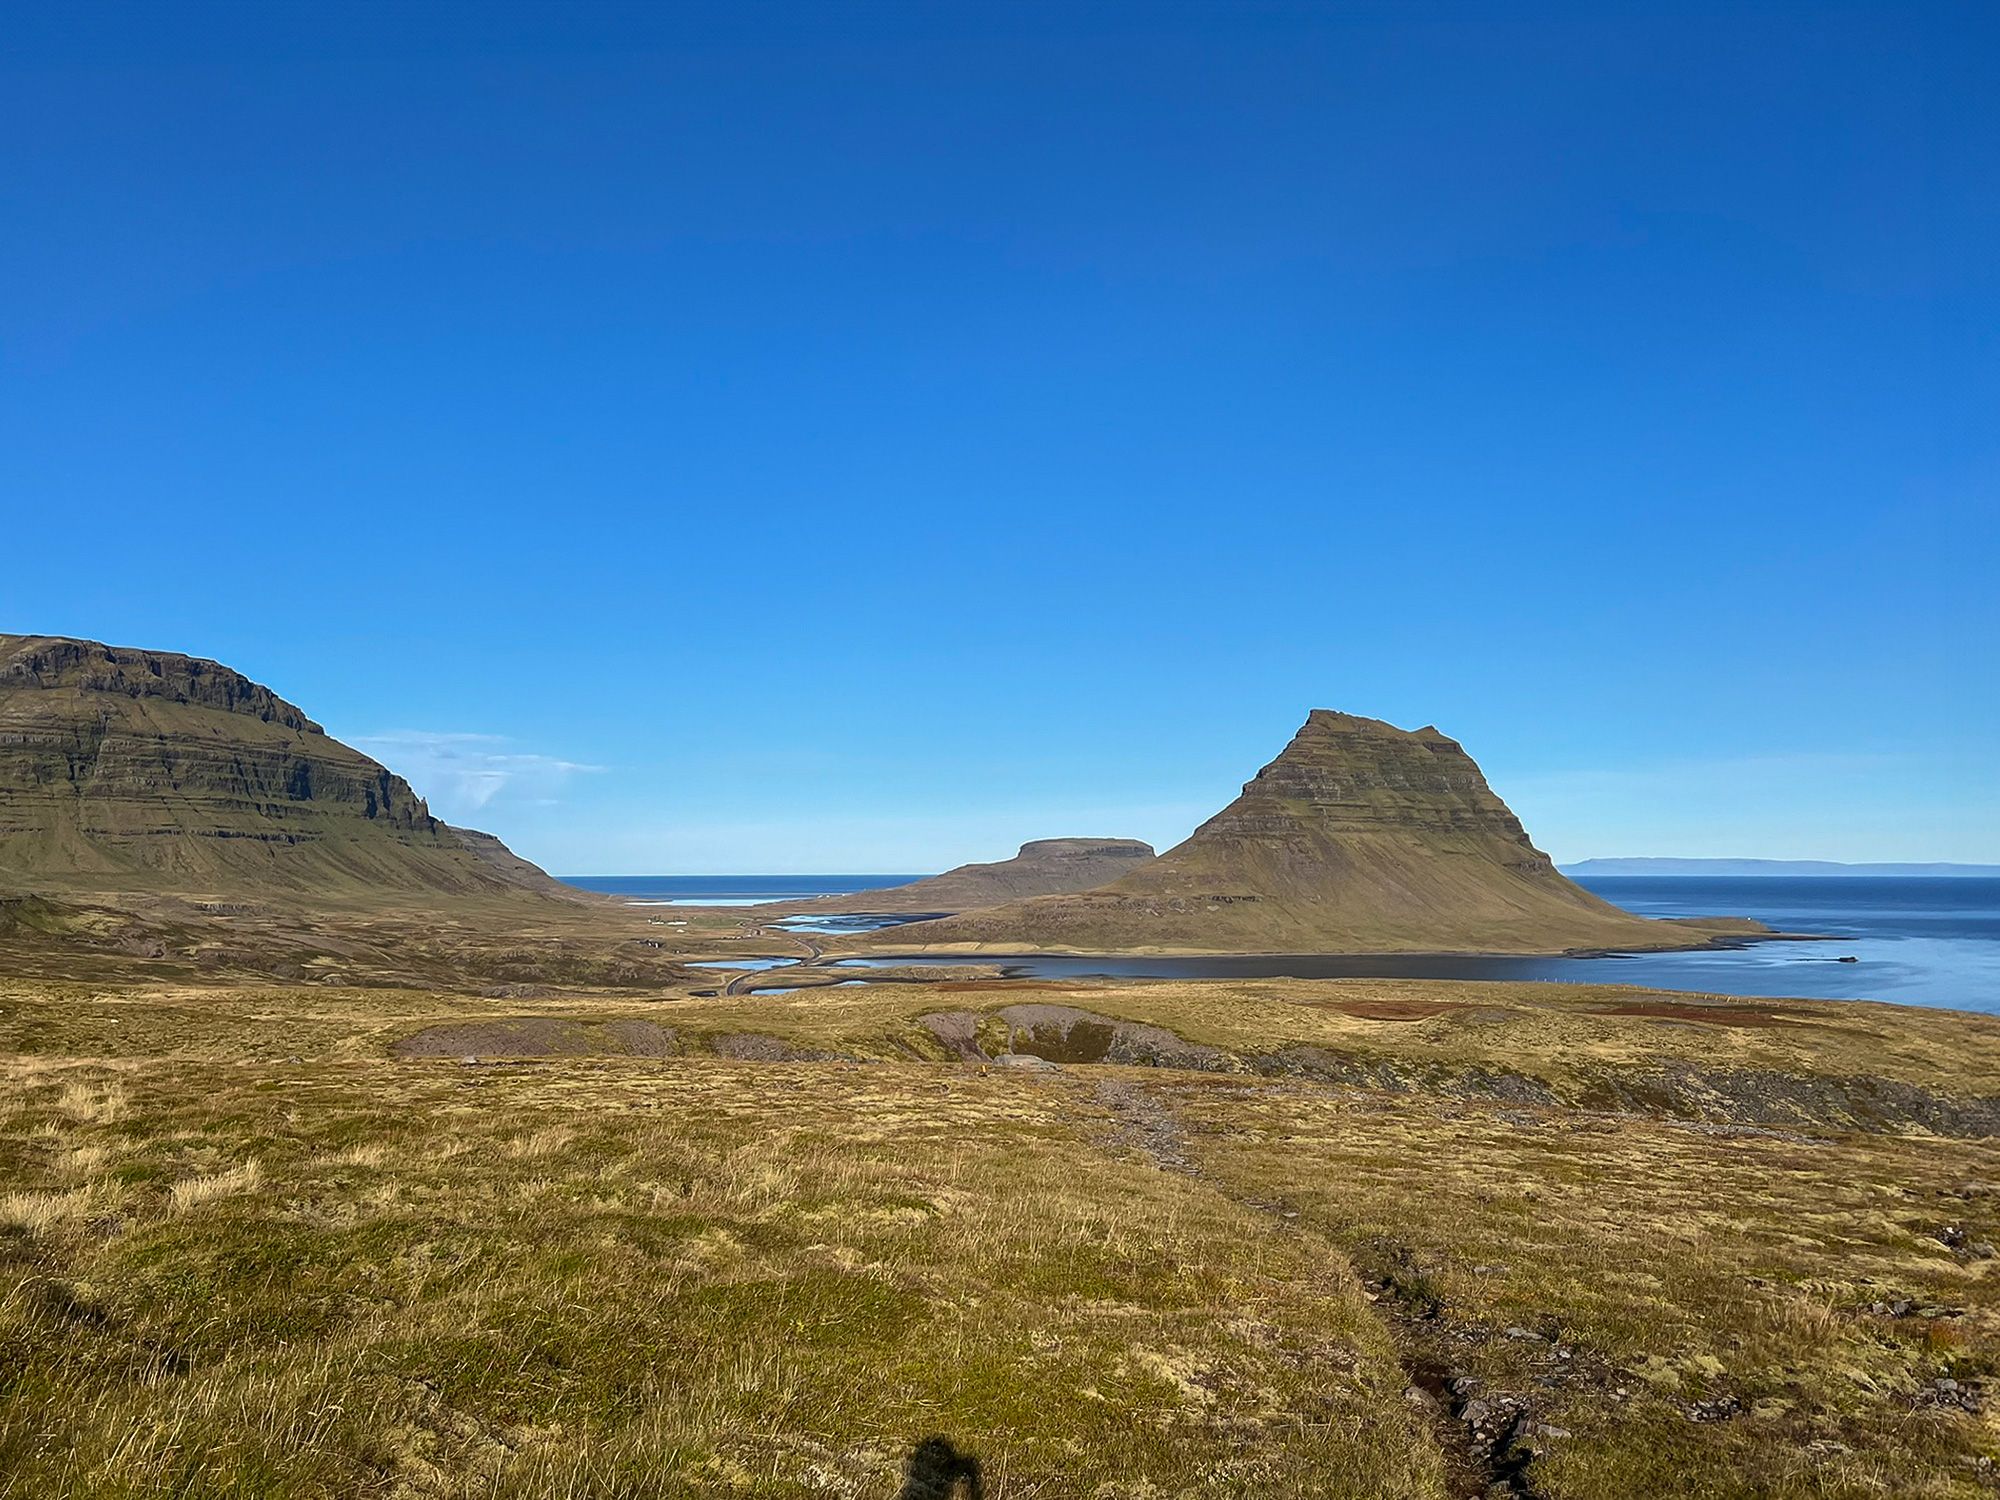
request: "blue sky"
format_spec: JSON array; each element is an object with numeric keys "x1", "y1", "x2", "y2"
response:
[{"x1": 4, "y1": 2, "x2": 1994, "y2": 873}]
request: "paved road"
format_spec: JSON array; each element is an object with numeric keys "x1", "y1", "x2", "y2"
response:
[{"x1": 721, "y1": 931, "x2": 824, "y2": 995}]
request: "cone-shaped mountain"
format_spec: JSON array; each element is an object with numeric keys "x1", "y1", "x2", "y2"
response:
[{"x1": 872, "y1": 710, "x2": 1756, "y2": 955}]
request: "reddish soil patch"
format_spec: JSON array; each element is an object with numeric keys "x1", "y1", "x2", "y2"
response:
[{"x1": 1324, "y1": 999, "x2": 1462, "y2": 1022}]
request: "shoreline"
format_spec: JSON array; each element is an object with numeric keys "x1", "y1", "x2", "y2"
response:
[{"x1": 832, "y1": 927, "x2": 1828, "y2": 964}]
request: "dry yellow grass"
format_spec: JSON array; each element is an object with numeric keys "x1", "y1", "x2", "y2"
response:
[
  {"x1": 0, "y1": 972, "x2": 1994, "y2": 1497},
  {"x1": 0, "y1": 1047, "x2": 1439, "y2": 1496},
  {"x1": 0, "y1": 1184, "x2": 99, "y2": 1234},
  {"x1": 166, "y1": 1158, "x2": 264, "y2": 1211}
]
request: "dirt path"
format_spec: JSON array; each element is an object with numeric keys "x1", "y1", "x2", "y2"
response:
[
  {"x1": 1088, "y1": 1072, "x2": 1546, "y2": 1500},
  {"x1": 1091, "y1": 1077, "x2": 1196, "y2": 1174}
]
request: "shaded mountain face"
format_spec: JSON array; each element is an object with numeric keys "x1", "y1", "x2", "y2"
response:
[
  {"x1": 0, "y1": 634, "x2": 567, "y2": 898},
  {"x1": 767, "y1": 837, "x2": 1157, "y2": 916},
  {"x1": 874, "y1": 711, "x2": 1739, "y2": 955}
]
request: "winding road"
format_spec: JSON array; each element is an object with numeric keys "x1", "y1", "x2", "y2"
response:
[{"x1": 720, "y1": 930, "x2": 824, "y2": 995}]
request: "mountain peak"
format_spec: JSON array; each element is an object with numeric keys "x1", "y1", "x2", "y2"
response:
[
  {"x1": 2, "y1": 634, "x2": 321, "y2": 733},
  {"x1": 1217, "y1": 709, "x2": 1539, "y2": 852},
  {"x1": 871, "y1": 711, "x2": 1746, "y2": 956},
  {"x1": 0, "y1": 632, "x2": 562, "y2": 898}
]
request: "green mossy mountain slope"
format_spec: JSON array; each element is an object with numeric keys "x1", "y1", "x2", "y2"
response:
[{"x1": 0, "y1": 634, "x2": 567, "y2": 898}]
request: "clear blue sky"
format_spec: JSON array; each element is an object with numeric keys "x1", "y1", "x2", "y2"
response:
[{"x1": 4, "y1": 2, "x2": 1994, "y2": 872}]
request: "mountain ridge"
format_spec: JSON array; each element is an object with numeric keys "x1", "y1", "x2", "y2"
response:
[
  {"x1": 866, "y1": 710, "x2": 1763, "y2": 955},
  {"x1": 0, "y1": 633, "x2": 569, "y2": 899}
]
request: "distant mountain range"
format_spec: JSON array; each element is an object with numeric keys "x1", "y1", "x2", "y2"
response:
[{"x1": 1563, "y1": 858, "x2": 2000, "y2": 878}]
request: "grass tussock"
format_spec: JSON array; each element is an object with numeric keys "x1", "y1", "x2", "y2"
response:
[
  {"x1": 167, "y1": 1158, "x2": 264, "y2": 1211},
  {"x1": 0, "y1": 1185, "x2": 99, "y2": 1233}
]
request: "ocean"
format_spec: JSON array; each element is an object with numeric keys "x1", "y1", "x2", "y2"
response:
[
  {"x1": 563, "y1": 874, "x2": 925, "y2": 907},
  {"x1": 561, "y1": 873, "x2": 2000, "y2": 1015}
]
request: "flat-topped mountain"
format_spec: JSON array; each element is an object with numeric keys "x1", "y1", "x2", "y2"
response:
[
  {"x1": 0, "y1": 634, "x2": 568, "y2": 897},
  {"x1": 767, "y1": 837, "x2": 1156, "y2": 916},
  {"x1": 873, "y1": 710, "x2": 1757, "y2": 955}
]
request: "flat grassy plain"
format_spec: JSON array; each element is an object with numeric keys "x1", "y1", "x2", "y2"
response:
[{"x1": 2, "y1": 974, "x2": 1995, "y2": 1498}]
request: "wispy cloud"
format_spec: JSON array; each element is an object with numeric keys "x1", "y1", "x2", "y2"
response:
[{"x1": 349, "y1": 731, "x2": 602, "y2": 818}]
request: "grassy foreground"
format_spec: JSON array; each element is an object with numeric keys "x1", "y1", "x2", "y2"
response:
[{"x1": 1, "y1": 975, "x2": 1995, "y2": 1498}]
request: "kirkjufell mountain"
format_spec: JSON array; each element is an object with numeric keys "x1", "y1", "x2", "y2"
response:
[
  {"x1": 0, "y1": 634, "x2": 568, "y2": 897},
  {"x1": 872, "y1": 710, "x2": 1761, "y2": 955}
]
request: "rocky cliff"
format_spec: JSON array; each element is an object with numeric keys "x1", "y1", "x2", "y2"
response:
[
  {"x1": 0, "y1": 634, "x2": 568, "y2": 897},
  {"x1": 876, "y1": 711, "x2": 1752, "y2": 955}
]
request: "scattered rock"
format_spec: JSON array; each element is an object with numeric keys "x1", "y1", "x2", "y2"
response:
[
  {"x1": 1094, "y1": 1079, "x2": 1192, "y2": 1172},
  {"x1": 992, "y1": 1053, "x2": 1059, "y2": 1072},
  {"x1": 1687, "y1": 1395, "x2": 1744, "y2": 1423},
  {"x1": 1920, "y1": 1377, "x2": 1985, "y2": 1414}
]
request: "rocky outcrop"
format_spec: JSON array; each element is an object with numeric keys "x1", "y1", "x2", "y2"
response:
[
  {"x1": 902, "y1": 1004, "x2": 2000, "y2": 1137},
  {"x1": 0, "y1": 633, "x2": 569, "y2": 897},
  {"x1": 767, "y1": 837, "x2": 1156, "y2": 915},
  {"x1": 876, "y1": 711, "x2": 1759, "y2": 955},
  {"x1": 1, "y1": 635, "x2": 320, "y2": 730}
]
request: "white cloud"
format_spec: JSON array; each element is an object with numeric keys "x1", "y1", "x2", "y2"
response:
[{"x1": 349, "y1": 730, "x2": 602, "y2": 819}]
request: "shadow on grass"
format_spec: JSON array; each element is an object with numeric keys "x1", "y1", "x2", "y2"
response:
[{"x1": 897, "y1": 1436, "x2": 983, "y2": 1499}]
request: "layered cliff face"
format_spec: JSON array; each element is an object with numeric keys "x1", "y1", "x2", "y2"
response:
[
  {"x1": 935, "y1": 838, "x2": 1157, "y2": 906},
  {"x1": 771, "y1": 837, "x2": 1157, "y2": 916},
  {"x1": 879, "y1": 711, "x2": 1733, "y2": 955},
  {"x1": 0, "y1": 634, "x2": 566, "y2": 897}
]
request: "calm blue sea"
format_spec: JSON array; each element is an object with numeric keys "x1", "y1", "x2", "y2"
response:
[
  {"x1": 563, "y1": 874, "x2": 924, "y2": 907},
  {"x1": 1571, "y1": 875, "x2": 1999, "y2": 1013},
  {"x1": 562, "y1": 873, "x2": 2000, "y2": 1014}
]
